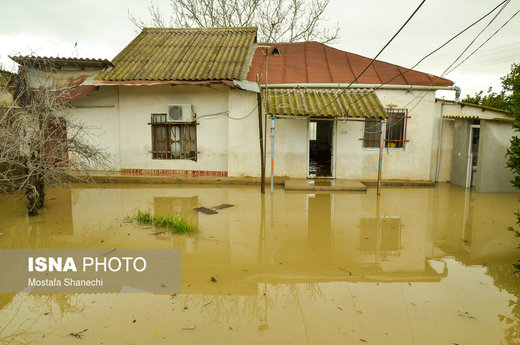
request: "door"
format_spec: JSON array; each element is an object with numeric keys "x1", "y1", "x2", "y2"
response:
[
  {"x1": 465, "y1": 125, "x2": 480, "y2": 188},
  {"x1": 308, "y1": 119, "x2": 334, "y2": 178}
]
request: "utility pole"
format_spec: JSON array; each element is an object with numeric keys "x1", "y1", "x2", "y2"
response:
[
  {"x1": 257, "y1": 75, "x2": 265, "y2": 193},
  {"x1": 377, "y1": 119, "x2": 386, "y2": 196}
]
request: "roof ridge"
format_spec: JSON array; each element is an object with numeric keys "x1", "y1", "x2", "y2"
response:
[{"x1": 142, "y1": 26, "x2": 258, "y2": 32}]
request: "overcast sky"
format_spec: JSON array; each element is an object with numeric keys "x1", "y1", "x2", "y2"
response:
[{"x1": 1, "y1": 0, "x2": 519, "y2": 98}]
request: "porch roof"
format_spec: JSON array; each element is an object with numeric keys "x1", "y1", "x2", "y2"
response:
[{"x1": 266, "y1": 88, "x2": 387, "y2": 118}]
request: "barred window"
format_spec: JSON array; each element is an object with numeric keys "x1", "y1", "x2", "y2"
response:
[
  {"x1": 150, "y1": 114, "x2": 197, "y2": 160},
  {"x1": 362, "y1": 109, "x2": 409, "y2": 148}
]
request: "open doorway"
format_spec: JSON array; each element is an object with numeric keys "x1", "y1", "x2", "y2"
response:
[
  {"x1": 466, "y1": 125, "x2": 480, "y2": 188},
  {"x1": 308, "y1": 120, "x2": 333, "y2": 178}
]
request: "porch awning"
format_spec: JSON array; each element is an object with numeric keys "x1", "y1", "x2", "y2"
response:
[
  {"x1": 266, "y1": 88, "x2": 387, "y2": 118},
  {"x1": 443, "y1": 114, "x2": 513, "y2": 123}
]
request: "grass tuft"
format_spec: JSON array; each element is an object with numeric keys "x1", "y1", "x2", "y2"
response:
[{"x1": 129, "y1": 209, "x2": 195, "y2": 233}]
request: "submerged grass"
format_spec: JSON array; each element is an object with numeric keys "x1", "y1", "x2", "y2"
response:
[{"x1": 129, "y1": 209, "x2": 195, "y2": 233}]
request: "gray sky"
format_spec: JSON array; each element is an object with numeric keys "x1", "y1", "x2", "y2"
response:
[{"x1": 1, "y1": 0, "x2": 519, "y2": 98}]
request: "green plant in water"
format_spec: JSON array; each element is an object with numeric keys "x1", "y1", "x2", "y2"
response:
[{"x1": 129, "y1": 209, "x2": 194, "y2": 233}]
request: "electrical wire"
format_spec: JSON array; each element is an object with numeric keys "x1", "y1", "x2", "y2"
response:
[
  {"x1": 441, "y1": 0, "x2": 511, "y2": 76},
  {"x1": 445, "y1": 8, "x2": 520, "y2": 75},
  {"x1": 195, "y1": 104, "x2": 258, "y2": 120},
  {"x1": 314, "y1": 0, "x2": 427, "y2": 114},
  {"x1": 404, "y1": 1, "x2": 516, "y2": 114},
  {"x1": 314, "y1": 0, "x2": 509, "y2": 119}
]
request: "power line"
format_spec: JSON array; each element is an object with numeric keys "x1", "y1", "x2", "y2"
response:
[
  {"x1": 445, "y1": 8, "x2": 520, "y2": 75},
  {"x1": 441, "y1": 0, "x2": 511, "y2": 76},
  {"x1": 404, "y1": 1, "x2": 516, "y2": 113},
  {"x1": 314, "y1": 0, "x2": 509, "y2": 119},
  {"x1": 315, "y1": 0, "x2": 427, "y2": 114}
]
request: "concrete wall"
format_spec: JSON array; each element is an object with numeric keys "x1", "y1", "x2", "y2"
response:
[
  {"x1": 71, "y1": 84, "x2": 235, "y2": 173},
  {"x1": 271, "y1": 89, "x2": 440, "y2": 180},
  {"x1": 431, "y1": 101, "x2": 455, "y2": 183},
  {"x1": 443, "y1": 102, "x2": 510, "y2": 120},
  {"x1": 438, "y1": 119, "x2": 454, "y2": 182},
  {"x1": 118, "y1": 84, "x2": 229, "y2": 172},
  {"x1": 69, "y1": 83, "x2": 442, "y2": 180},
  {"x1": 227, "y1": 89, "x2": 261, "y2": 177},
  {"x1": 475, "y1": 120, "x2": 517, "y2": 193},
  {"x1": 72, "y1": 86, "x2": 120, "y2": 170},
  {"x1": 70, "y1": 82, "x2": 518, "y2": 190},
  {"x1": 450, "y1": 119, "x2": 470, "y2": 187}
]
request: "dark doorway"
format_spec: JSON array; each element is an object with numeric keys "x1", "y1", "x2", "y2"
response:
[
  {"x1": 308, "y1": 120, "x2": 333, "y2": 177},
  {"x1": 469, "y1": 126, "x2": 480, "y2": 188}
]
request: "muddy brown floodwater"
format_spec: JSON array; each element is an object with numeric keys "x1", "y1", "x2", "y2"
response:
[{"x1": 0, "y1": 183, "x2": 520, "y2": 344}]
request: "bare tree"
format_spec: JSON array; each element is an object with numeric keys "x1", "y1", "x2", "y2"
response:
[
  {"x1": 129, "y1": 0, "x2": 339, "y2": 43},
  {"x1": 0, "y1": 59, "x2": 109, "y2": 216}
]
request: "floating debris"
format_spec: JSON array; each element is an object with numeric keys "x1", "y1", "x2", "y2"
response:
[
  {"x1": 194, "y1": 204, "x2": 234, "y2": 215},
  {"x1": 213, "y1": 204, "x2": 234, "y2": 210},
  {"x1": 69, "y1": 329, "x2": 88, "y2": 339},
  {"x1": 194, "y1": 207, "x2": 218, "y2": 215}
]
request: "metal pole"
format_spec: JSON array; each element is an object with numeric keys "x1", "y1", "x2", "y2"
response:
[
  {"x1": 377, "y1": 120, "x2": 386, "y2": 196},
  {"x1": 435, "y1": 102, "x2": 445, "y2": 183},
  {"x1": 263, "y1": 48, "x2": 269, "y2": 191},
  {"x1": 257, "y1": 76, "x2": 265, "y2": 193},
  {"x1": 270, "y1": 116, "x2": 275, "y2": 194}
]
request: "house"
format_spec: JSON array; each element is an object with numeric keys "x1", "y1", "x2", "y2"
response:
[
  {"x1": 8, "y1": 27, "x2": 517, "y2": 192},
  {"x1": 436, "y1": 99, "x2": 516, "y2": 193},
  {"x1": 244, "y1": 41, "x2": 454, "y2": 181}
]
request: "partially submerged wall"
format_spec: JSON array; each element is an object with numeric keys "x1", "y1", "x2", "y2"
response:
[
  {"x1": 475, "y1": 120, "x2": 517, "y2": 193},
  {"x1": 450, "y1": 120, "x2": 470, "y2": 188}
]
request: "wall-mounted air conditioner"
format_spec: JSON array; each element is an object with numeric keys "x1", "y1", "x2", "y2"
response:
[{"x1": 167, "y1": 104, "x2": 194, "y2": 122}]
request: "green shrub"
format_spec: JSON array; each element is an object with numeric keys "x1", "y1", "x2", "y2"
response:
[{"x1": 129, "y1": 209, "x2": 194, "y2": 233}]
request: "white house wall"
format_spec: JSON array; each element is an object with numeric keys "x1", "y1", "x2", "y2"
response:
[
  {"x1": 227, "y1": 88, "x2": 440, "y2": 181},
  {"x1": 372, "y1": 89, "x2": 437, "y2": 181},
  {"x1": 71, "y1": 84, "x2": 444, "y2": 182},
  {"x1": 269, "y1": 89, "x2": 439, "y2": 180},
  {"x1": 227, "y1": 89, "x2": 261, "y2": 177},
  {"x1": 118, "y1": 84, "x2": 229, "y2": 172},
  {"x1": 72, "y1": 86, "x2": 120, "y2": 170}
]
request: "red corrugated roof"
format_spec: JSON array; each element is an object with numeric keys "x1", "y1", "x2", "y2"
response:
[{"x1": 247, "y1": 41, "x2": 453, "y2": 87}]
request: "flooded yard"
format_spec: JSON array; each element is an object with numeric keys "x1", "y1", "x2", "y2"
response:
[{"x1": 1, "y1": 183, "x2": 519, "y2": 344}]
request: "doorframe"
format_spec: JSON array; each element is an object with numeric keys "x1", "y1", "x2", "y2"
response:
[
  {"x1": 306, "y1": 119, "x2": 336, "y2": 179},
  {"x1": 465, "y1": 124, "x2": 480, "y2": 188}
]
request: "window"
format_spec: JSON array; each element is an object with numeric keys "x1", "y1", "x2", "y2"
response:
[
  {"x1": 150, "y1": 114, "x2": 197, "y2": 160},
  {"x1": 362, "y1": 109, "x2": 409, "y2": 148}
]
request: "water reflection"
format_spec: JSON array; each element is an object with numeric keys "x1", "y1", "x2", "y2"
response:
[{"x1": 0, "y1": 184, "x2": 519, "y2": 344}]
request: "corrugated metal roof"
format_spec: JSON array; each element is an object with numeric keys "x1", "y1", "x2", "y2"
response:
[
  {"x1": 443, "y1": 114, "x2": 513, "y2": 123},
  {"x1": 10, "y1": 56, "x2": 113, "y2": 70},
  {"x1": 97, "y1": 27, "x2": 257, "y2": 81},
  {"x1": 267, "y1": 88, "x2": 387, "y2": 118},
  {"x1": 248, "y1": 42, "x2": 453, "y2": 87}
]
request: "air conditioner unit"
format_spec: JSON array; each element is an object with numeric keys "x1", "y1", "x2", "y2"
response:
[{"x1": 167, "y1": 104, "x2": 194, "y2": 122}]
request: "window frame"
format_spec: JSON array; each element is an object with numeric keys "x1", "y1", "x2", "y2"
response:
[
  {"x1": 149, "y1": 113, "x2": 198, "y2": 161},
  {"x1": 361, "y1": 108, "x2": 410, "y2": 149}
]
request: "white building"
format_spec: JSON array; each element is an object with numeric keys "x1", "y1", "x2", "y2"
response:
[{"x1": 10, "y1": 27, "x2": 517, "y2": 192}]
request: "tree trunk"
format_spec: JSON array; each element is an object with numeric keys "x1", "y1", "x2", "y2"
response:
[
  {"x1": 35, "y1": 173, "x2": 45, "y2": 209},
  {"x1": 25, "y1": 184, "x2": 38, "y2": 216}
]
